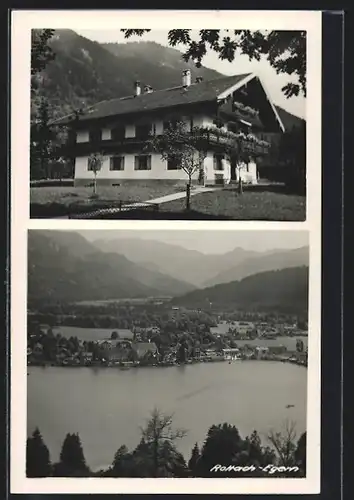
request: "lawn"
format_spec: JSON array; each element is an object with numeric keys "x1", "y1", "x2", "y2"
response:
[
  {"x1": 30, "y1": 185, "x2": 184, "y2": 218},
  {"x1": 159, "y1": 188, "x2": 306, "y2": 221},
  {"x1": 30, "y1": 185, "x2": 183, "y2": 206}
]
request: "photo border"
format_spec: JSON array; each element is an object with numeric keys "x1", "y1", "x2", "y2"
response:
[{"x1": 5, "y1": 7, "x2": 344, "y2": 499}]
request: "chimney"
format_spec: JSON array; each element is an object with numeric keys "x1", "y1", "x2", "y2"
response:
[
  {"x1": 144, "y1": 85, "x2": 153, "y2": 94},
  {"x1": 182, "y1": 69, "x2": 191, "y2": 88},
  {"x1": 134, "y1": 80, "x2": 141, "y2": 96},
  {"x1": 196, "y1": 76, "x2": 203, "y2": 83}
]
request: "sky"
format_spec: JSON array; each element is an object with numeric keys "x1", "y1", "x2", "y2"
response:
[
  {"x1": 81, "y1": 230, "x2": 309, "y2": 255},
  {"x1": 76, "y1": 29, "x2": 306, "y2": 119}
]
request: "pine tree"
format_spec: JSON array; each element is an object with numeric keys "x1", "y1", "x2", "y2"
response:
[
  {"x1": 188, "y1": 442, "x2": 200, "y2": 475},
  {"x1": 26, "y1": 428, "x2": 51, "y2": 477},
  {"x1": 54, "y1": 432, "x2": 90, "y2": 476},
  {"x1": 111, "y1": 445, "x2": 129, "y2": 476},
  {"x1": 30, "y1": 97, "x2": 56, "y2": 179}
]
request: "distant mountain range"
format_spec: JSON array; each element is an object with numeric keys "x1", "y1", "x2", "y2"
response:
[
  {"x1": 92, "y1": 237, "x2": 309, "y2": 288},
  {"x1": 28, "y1": 231, "x2": 196, "y2": 303},
  {"x1": 28, "y1": 231, "x2": 308, "y2": 314},
  {"x1": 32, "y1": 29, "x2": 304, "y2": 126},
  {"x1": 172, "y1": 266, "x2": 309, "y2": 315},
  {"x1": 203, "y1": 245, "x2": 309, "y2": 287}
]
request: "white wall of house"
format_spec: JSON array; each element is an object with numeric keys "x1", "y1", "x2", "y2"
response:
[
  {"x1": 73, "y1": 114, "x2": 259, "y2": 185},
  {"x1": 75, "y1": 151, "x2": 258, "y2": 185},
  {"x1": 74, "y1": 153, "x2": 201, "y2": 182},
  {"x1": 238, "y1": 160, "x2": 258, "y2": 184}
]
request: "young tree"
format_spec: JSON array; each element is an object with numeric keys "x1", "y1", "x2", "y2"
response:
[
  {"x1": 122, "y1": 29, "x2": 306, "y2": 98},
  {"x1": 268, "y1": 420, "x2": 298, "y2": 468},
  {"x1": 296, "y1": 339, "x2": 304, "y2": 353},
  {"x1": 147, "y1": 120, "x2": 207, "y2": 210},
  {"x1": 54, "y1": 432, "x2": 90, "y2": 476},
  {"x1": 140, "y1": 407, "x2": 187, "y2": 477},
  {"x1": 26, "y1": 428, "x2": 52, "y2": 477},
  {"x1": 88, "y1": 152, "x2": 104, "y2": 196}
]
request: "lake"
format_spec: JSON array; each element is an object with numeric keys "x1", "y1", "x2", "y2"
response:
[{"x1": 27, "y1": 361, "x2": 307, "y2": 471}]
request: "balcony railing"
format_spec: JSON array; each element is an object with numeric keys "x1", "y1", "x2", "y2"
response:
[
  {"x1": 64, "y1": 127, "x2": 270, "y2": 157},
  {"x1": 192, "y1": 128, "x2": 271, "y2": 156}
]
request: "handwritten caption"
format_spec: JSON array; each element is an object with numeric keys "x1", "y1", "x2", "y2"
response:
[{"x1": 210, "y1": 464, "x2": 300, "y2": 475}]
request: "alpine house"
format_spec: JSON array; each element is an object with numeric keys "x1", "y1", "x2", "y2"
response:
[{"x1": 57, "y1": 70, "x2": 286, "y2": 187}]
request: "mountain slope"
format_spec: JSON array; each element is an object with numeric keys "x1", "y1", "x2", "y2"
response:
[
  {"x1": 28, "y1": 231, "x2": 195, "y2": 303},
  {"x1": 33, "y1": 30, "x2": 222, "y2": 120},
  {"x1": 92, "y1": 238, "x2": 262, "y2": 287},
  {"x1": 204, "y1": 246, "x2": 309, "y2": 287},
  {"x1": 172, "y1": 267, "x2": 309, "y2": 314}
]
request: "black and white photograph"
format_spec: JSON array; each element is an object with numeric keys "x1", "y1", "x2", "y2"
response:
[
  {"x1": 10, "y1": 9, "x2": 322, "y2": 496},
  {"x1": 29, "y1": 27, "x2": 306, "y2": 221},
  {"x1": 26, "y1": 229, "x2": 309, "y2": 479}
]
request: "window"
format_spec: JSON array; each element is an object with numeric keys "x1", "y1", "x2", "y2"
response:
[
  {"x1": 213, "y1": 153, "x2": 224, "y2": 171},
  {"x1": 135, "y1": 123, "x2": 152, "y2": 139},
  {"x1": 110, "y1": 156, "x2": 125, "y2": 171},
  {"x1": 167, "y1": 156, "x2": 180, "y2": 170},
  {"x1": 87, "y1": 157, "x2": 102, "y2": 172},
  {"x1": 134, "y1": 155, "x2": 152, "y2": 170},
  {"x1": 111, "y1": 125, "x2": 125, "y2": 141},
  {"x1": 89, "y1": 128, "x2": 102, "y2": 143}
]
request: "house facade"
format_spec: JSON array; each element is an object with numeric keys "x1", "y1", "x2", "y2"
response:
[{"x1": 58, "y1": 71, "x2": 286, "y2": 187}]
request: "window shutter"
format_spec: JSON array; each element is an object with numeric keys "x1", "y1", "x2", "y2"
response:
[
  {"x1": 121, "y1": 156, "x2": 125, "y2": 170},
  {"x1": 109, "y1": 157, "x2": 113, "y2": 170},
  {"x1": 134, "y1": 156, "x2": 139, "y2": 170},
  {"x1": 148, "y1": 155, "x2": 152, "y2": 170},
  {"x1": 213, "y1": 154, "x2": 217, "y2": 170}
]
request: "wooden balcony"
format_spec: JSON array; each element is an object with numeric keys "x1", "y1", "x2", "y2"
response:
[
  {"x1": 192, "y1": 129, "x2": 270, "y2": 156},
  {"x1": 63, "y1": 129, "x2": 270, "y2": 157}
]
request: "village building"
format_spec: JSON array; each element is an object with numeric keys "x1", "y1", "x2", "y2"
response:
[
  {"x1": 57, "y1": 71, "x2": 290, "y2": 187},
  {"x1": 115, "y1": 329, "x2": 134, "y2": 340},
  {"x1": 222, "y1": 348, "x2": 241, "y2": 360},
  {"x1": 267, "y1": 345, "x2": 288, "y2": 355},
  {"x1": 131, "y1": 342, "x2": 159, "y2": 360}
]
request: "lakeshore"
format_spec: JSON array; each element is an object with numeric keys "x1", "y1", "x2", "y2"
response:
[{"x1": 28, "y1": 352, "x2": 307, "y2": 369}]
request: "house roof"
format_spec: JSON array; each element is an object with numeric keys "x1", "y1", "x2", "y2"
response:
[
  {"x1": 104, "y1": 347, "x2": 130, "y2": 361},
  {"x1": 116, "y1": 329, "x2": 134, "y2": 339},
  {"x1": 132, "y1": 342, "x2": 158, "y2": 357},
  {"x1": 55, "y1": 73, "x2": 252, "y2": 125},
  {"x1": 274, "y1": 106, "x2": 305, "y2": 131}
]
